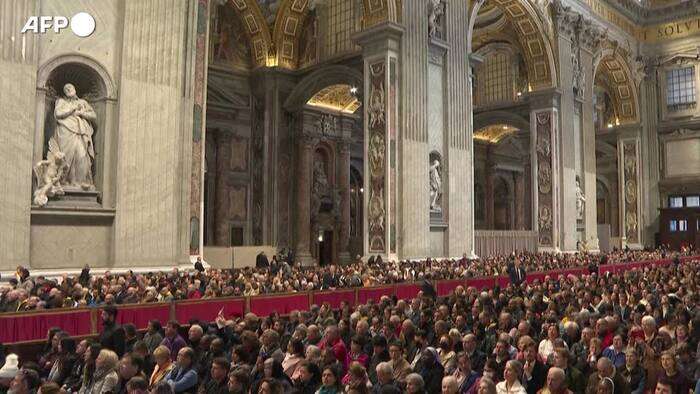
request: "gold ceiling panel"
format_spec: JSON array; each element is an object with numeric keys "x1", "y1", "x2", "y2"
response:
[
  {"x1": 307, "y1": 84, "x2": 361, "y2": 114},
  {"x1": 474, "y1": 124, "x2": 519, "y2": 144}
]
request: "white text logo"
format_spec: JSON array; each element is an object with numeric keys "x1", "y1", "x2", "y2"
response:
[{"x1": 21, "y1": 12, "x2": 95, "y2": 37}]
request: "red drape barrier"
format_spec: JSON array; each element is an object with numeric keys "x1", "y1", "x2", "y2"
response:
[
  {"x1": 0, "y1": 310, "x2": 92, "y2": 343},
  {"x1": 357, "y1": 286, "x2": 395, "y2": 304},
  {"x1": 2, "y1": 256, "x2": 697, "y2": 344},
  {"x1": 250, "y1": 294, "x2": 309, "y2": 316},
  {"x1": 113, "y1": 304, "x2": 171, "y2": 330},
  {"x1": 437, "y1": 280, "x2": 465, "y2": 297},
  {"x1": 395, "y1": 283, "x2": 421, "y2": 300},
  {"x1": 465, "y1": 277, "x2": 495, "y2": 290},
  {"x1": 312, "y1": 290, "x2": 356, "y2": 309},
  {"x1": 175, "y1": 298, "x2": 245, "y2": 323}
]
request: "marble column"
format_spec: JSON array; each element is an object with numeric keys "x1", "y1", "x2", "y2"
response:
[
  {"x1": 295, "y1": 136, "x2": 317, "y2": 266},
  {"x1": 214, "y1": 132, "x2": 231, "y2": 246},
  {"x1": 639, "y1": 63, "x2": 660, "y2": 246},
  {"x1": 0, "y1": 0, "x2": 37, "y2": 270},
  {"x1": 530, "y1": 91, "x2": 561, "y2": 251},
  {"x1": 355, "y1": 23, "x2": 403, "y2": 260},
  {"x1": 445, "y1": 0, "x2": 475, "y2": 258},
  {"x1": 579, "y1": 21, "x2": 604, "y2": 251},
  {"x1": 115, "y1": 0, "x2": 196, "y2": 266},
  {"x1": 551, "y1": 5, "x2": 578, "y2": 252},
  {"x1": 485, "y1": 159, "x2": 495, "y2": 229},
  {"x1": 618, "y1": 134, "x2": 643, "y2": 249},
  {"x1": 338, "y1": 141, "x2": 352, "y2": 263},
  {"x1": 253, "y1": 70, "x2": 296, "y2": 247},
  {"x1": 514, "y1": 172, "x2": 525, "y2": 230}
]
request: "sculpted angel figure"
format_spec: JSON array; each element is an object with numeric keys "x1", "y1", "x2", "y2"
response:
[{"x1": 33, "y1": 151, "x2": 67, "y2": 207}]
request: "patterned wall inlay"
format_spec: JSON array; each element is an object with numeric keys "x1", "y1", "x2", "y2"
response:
[
  {"x1": 230, "y1": 138, "x2": 248, "y2": 172},
  {"x1": 623, "y1": 142, "x2": 639, "y2": 244},
  {"x1": 230, "y1": 185, "x2": 248, "y2": 221},
  {"x1": 190, "y1": 0, "x2": 210, "y2": 255},
  {"x1": 536, "y1": 111, "x2": 554, "y2": 247},
  {"x1": 368, "y1": 62, "x2": 387, "y2": 253}
]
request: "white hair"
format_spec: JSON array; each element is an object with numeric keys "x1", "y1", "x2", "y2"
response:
[{"x1": 641, "y1": 315, "x2": 656, "y2": 328}]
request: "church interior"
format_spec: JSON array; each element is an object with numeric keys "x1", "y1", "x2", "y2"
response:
[{"x1": 1, "y1": 0, "x2": 699, "y2": 271}]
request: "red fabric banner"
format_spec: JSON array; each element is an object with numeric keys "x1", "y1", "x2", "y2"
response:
[
  {"x1": 465, "y1": 277, "x2": 496, "y2": 290},
  {"x1": 175, "y1": 298, "x2": 245, "y2": 323},
  {"x1": 394, "y1": 283, "x2": 421, "y2": 300},
  {"x1": 250, "y1": 294, "x2": 309, "y2": 316},
  {"x1": 0, "y1": 310, "x2": 92, "y2": 343},
  {"x1": 357, "y1": 287, "x2": 395, "y2": 304},
  {"x1": 312, "y1": 290, "x2": 356, "y2": 309},
  {"x1": 437, "y1": 280, "x2": 465, "y2": 296},
  {"x1": 113, "y1": 304, "x2": 171, "y2": 330}
]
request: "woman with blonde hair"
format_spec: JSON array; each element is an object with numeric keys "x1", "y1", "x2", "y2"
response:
[
  {"x1": 79, "y1": 349, "x2": 118, "y2": 394},
  {"x1": 149, "y1": 345, "x2": 173, "y2": 389},
  {"x1": 496, "y1": 360, "x2": 527, "y2": 394}
]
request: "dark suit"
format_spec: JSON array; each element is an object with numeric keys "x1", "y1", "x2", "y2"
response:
[
  {"x1": 508, "y1": 264, "x2": 527, "y2": 286},
  {"x1": 523, "y1": 361, "x2": 549, "y2": 394},
  {"x1": 255, "y1": 253, "x2": 269, "y2": 269}
]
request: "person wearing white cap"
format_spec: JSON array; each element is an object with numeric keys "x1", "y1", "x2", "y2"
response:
[{"x1": 0, "y1": 354, "x2": 19, "y2": 390}]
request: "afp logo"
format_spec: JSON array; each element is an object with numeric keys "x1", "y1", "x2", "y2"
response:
[{"x1": 21, "y1": 12, "x2": 96, "y2": 37}]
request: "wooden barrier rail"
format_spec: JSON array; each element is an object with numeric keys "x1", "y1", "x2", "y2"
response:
[{"x1": 1, "y1": 255, "x2": 697, "y2": 345}]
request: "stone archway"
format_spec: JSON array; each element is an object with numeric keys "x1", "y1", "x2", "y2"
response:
[
  {"x1": 227, "y1": 0, "x2": 274, "y2": 67},
  {"x1": 468, "y1": 0, "x2": 556, "y2": 91},
  {"x1": 594, "y1": 45, "x2": 641, "y2": 124}
]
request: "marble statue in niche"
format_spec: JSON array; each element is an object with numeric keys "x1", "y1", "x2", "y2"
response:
[
  {"x1": 312, "y1": 157, "x2": 330, "y2": 219},
  {"x1": 428, "y1": 0, "x2": 445, "y2": 39},
  {"x1": 429, "y1": 159, "x2": 442, "y2": 212},
  {"x1": 45, "y1": 83, "x2": 97, "y2": 191},
  {"x1": 576, "y1": 176, "x2": 585, "y2": 221}
]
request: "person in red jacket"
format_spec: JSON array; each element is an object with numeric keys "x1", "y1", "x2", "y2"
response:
[{"x1": 319, "y1": 325, "x2": 348, "y2": 371}]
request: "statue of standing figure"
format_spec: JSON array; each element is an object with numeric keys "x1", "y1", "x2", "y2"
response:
[
  {"x1": 576, "y1": 177, "x2": 586, "y2": 220},
  {"x1": 49, "y1": 83, "x2": 97, "y2": 190},
  {"x1": 429, "y1": 159, "x2": 442, "y2": 212}
]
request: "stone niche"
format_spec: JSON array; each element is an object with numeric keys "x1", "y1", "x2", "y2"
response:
[{"x1": 31, "y1": 55, "x2": 118, "y2": 268}]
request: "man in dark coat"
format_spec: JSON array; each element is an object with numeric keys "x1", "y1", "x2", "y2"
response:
[
  {"x1": 99, "y1": 305, "x2": 126, "y2": 357},
  {"x1": 507, "y1": 257, "x2": 527, "y2": 287},
  {"x1": 255, "y1": 252, "x2": 269, "y2": 269},
  {"x1": 197, "y1": 357, "x2": 229, "y2": 394}
]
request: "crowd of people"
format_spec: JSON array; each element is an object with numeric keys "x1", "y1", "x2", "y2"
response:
[
  {"x1": 0, "y1": 248, "x2": 692, "y2": 312},
  {"x1": 0, "y1": 248, "x2": 697, "y2": 394}
]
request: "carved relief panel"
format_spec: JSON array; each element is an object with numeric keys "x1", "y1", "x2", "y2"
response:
[
  {"x1": 367, "y1": 62, "x2": 387, "y2": 253},
  {"x1": 535, "y1": 111, "x2": 556, "y2": 248}
]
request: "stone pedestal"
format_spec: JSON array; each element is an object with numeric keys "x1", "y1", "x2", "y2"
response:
[{"x1": 42, "y1": 189, "x2": 101, "y2": 209}]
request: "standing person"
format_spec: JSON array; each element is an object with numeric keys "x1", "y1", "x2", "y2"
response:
[
  {"x1": 100, "y1": 305, "x2": 126, "y2": 357},
  {"x1": 256, "y1": 252, "x2": 270, "y2": 269},
  {"x1": 507, "y1": 258, "x2": 527, "y2": 287}
]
